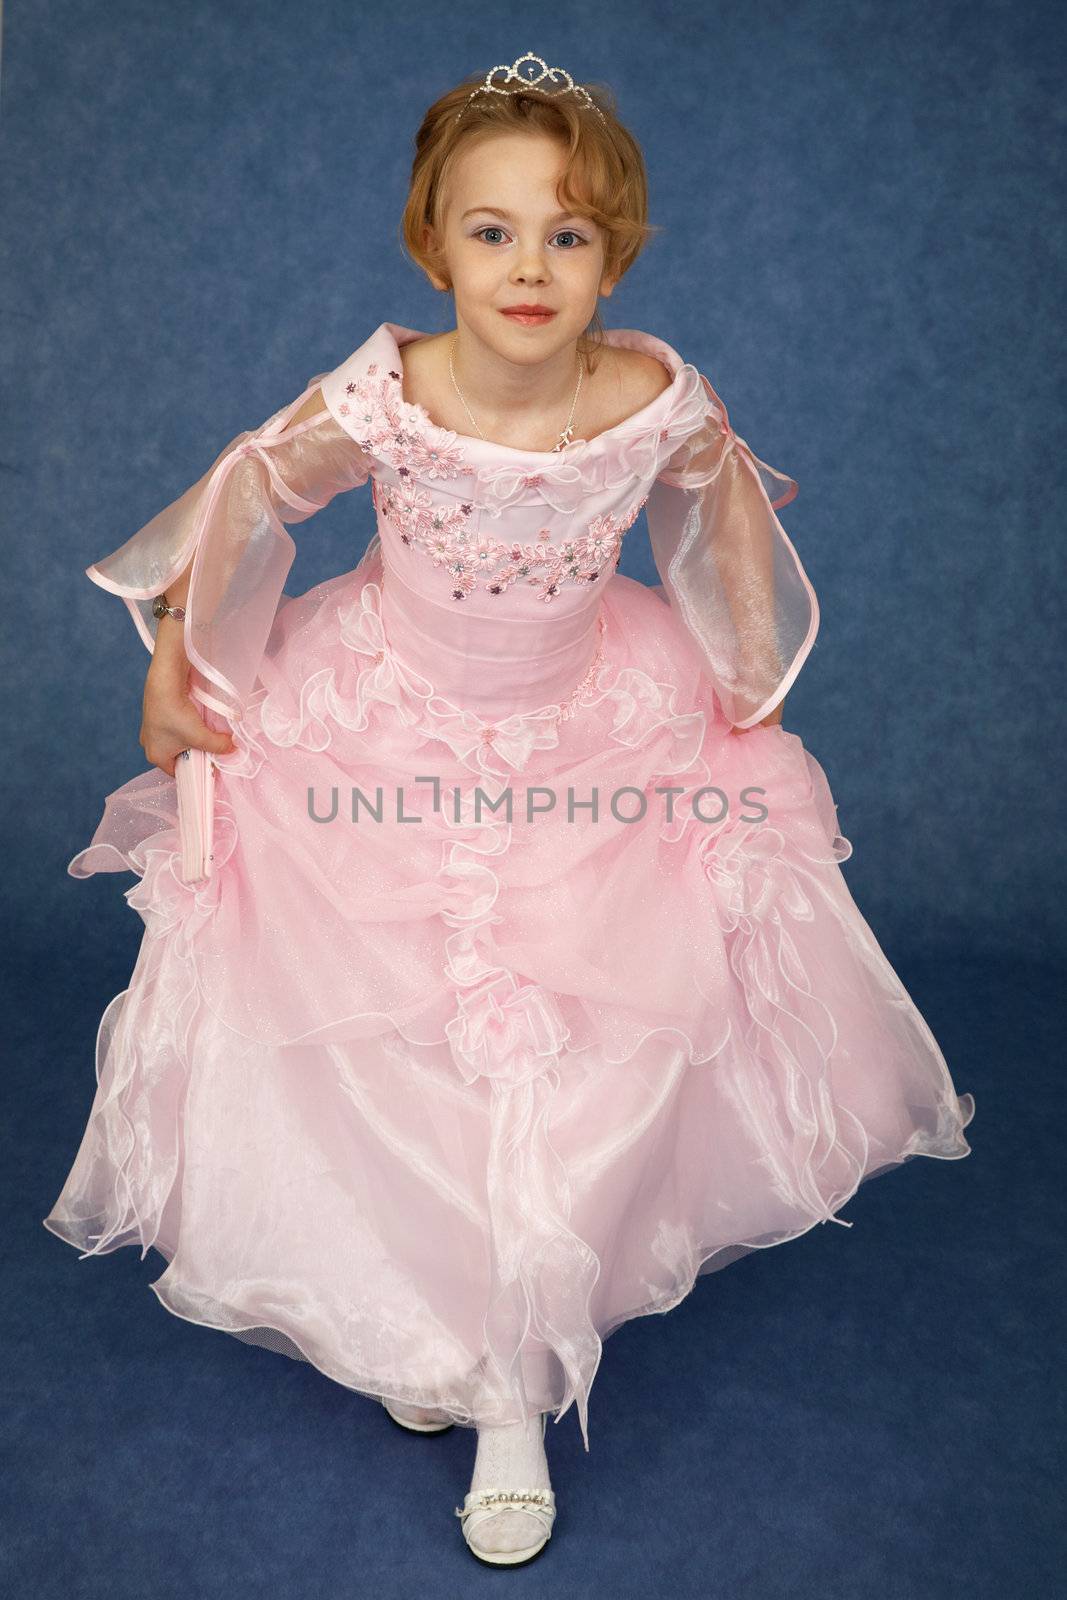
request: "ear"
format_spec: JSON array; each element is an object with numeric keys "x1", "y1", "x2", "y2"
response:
[
  {"x1": 421, "y1": 225, "x2": 451, "y2": 293},
  {"x1": 598, "y1": 266, "x2": 618, "y2": 298}
]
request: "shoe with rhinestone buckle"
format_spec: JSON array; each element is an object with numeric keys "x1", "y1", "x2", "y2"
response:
[
  {"x1": 454, "y1": 1414, "x2": 556, "y2": 1567},
  {"x1": 380, "y1": 1396, "x2": 454, "y2": 1434}
]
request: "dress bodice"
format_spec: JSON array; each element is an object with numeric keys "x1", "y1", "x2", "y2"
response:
[
  {"x1": 85, "y1": 319, "x2": 817, "y2": 737},
  {"x1": 320, "y1": 322, "x2": 711, "y2": 719}
]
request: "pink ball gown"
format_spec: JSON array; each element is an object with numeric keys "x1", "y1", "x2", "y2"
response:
[{"x1": 43, "y1": 321, "x2": 975, "y2": 1451}]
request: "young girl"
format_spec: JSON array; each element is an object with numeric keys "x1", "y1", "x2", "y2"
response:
[{"x1": 43, "y1": 53, "x2": 976, "y2": 1569}]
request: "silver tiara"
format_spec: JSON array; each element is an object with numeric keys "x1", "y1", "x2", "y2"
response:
[{"x1": 454, "y1": 52, "x2": 607, "y2": 126}]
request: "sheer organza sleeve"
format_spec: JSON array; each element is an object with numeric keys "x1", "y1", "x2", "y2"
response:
[
  {"x1": 645, "y1": 372, "x2": 818, "y2": 728},
  {"x1": 85, "y1": 373, "x2": 372, "y2": 722}
]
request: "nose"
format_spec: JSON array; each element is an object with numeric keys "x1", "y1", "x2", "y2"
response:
[{"x1": 511, "y1": 244, "x2": 549, "y2": 285}]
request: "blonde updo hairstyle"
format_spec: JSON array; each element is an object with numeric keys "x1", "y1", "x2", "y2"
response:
[{"x1": 400, "y1": 72, "x2": 661, "y2": 375}]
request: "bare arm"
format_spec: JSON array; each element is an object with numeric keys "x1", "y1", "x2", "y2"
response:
[{"x1": 141, "y1": 548, "x2": 235, "y2": 775}]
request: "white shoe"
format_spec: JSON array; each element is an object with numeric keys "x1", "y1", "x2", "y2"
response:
[
  {"x1": 380, "y1": 1396, "x2": 454, "y2": 1434},
  {"x1": 454, "y1": 1414, "x2": 556, "y2": 1567}
]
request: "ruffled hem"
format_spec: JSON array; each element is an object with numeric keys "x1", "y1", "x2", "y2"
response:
[
  {"x1": 50, "y1": 556, "x2": 976, "y2": 1451},
  {"x1": 43, "y1": 1080, "x2": 973, "y2": 1440}
]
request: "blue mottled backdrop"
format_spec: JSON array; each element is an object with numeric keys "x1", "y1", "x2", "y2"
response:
[{"x1": 4, "y1": 4, "x2": 1061, "y2": 1597}]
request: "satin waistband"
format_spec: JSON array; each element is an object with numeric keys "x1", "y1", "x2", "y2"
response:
[{"x1": 380, "y1": 563, "x2": 603, "y2": 720}]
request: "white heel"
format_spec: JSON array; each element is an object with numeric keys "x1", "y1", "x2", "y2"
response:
[
  {"x1": 380, "y1": 1396, "x2": 454, "y2": 1434},
  {"x1": 454, "y1": 1414, "x2": 556, "y2": 1567}
]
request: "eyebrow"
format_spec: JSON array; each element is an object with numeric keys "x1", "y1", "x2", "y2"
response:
[{"x1": 460, "y1": 206, "x2": 587, "y2": 223}]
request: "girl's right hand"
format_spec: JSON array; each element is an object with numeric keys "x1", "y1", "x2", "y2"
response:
[{"x1": 140, "y1": 664, "x2": 236, "y2": 777}]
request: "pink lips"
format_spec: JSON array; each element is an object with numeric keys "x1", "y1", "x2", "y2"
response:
[{"x1": 500, "y1": 307, "x2": 557, "y2": 325}]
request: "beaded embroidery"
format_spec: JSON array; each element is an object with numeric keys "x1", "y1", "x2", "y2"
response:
[
  {"x1": 375, "y1": 479, "x2": 646, "y2": 601},
  {"x1": 337, "y1": 361, "x2": 649, "y2": 601},
  {"x1": 337, "y1": 362, "x2": 469, "y2": 483},
  {"x1": 456, "y1": 1490, "x2": 555, "y2": 1513}
]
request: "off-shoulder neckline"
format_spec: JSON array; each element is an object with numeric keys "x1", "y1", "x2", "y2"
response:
[{"x1": 381, "y1": 321, "x2": 695, "y2": 463}]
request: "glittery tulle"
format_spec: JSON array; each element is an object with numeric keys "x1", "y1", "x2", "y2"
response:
[{"x1": 44, "y1": 324, "x2": 974, "y2": 1453}]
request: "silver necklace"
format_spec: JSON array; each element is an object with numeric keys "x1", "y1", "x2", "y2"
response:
[{"x1": 448, "y1": 334, "x2": 584, "y2": 452}]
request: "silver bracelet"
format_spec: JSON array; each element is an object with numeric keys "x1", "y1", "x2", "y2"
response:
[{"x1": 152, "y1": 592, "x2": 186, "y2": 622}]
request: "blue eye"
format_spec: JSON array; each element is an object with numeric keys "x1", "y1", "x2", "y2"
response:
[{"x1": 473, "y1": 226, "x2": 588, "y2": 249}]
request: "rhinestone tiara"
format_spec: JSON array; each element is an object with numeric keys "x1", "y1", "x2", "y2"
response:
[{"x1": 454, "y1": 51, "x2": 607, "y2": 126}]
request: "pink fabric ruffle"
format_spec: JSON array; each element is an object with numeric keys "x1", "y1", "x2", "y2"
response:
[{"x1": 45, "y1": 546, "x2": 974, "y2": 1451}]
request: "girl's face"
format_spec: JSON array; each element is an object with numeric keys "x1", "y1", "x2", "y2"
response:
[{"x1": 428, "y1": 131, "x2": 616, "y2": 361}]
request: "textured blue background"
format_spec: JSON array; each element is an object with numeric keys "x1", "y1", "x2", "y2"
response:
[{"x1": 6, "y1": 3, "x2": 1062, "y2": 1597}]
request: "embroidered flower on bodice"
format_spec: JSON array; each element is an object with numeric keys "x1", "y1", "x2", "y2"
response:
[
  {"x1": 336, "y1": 362, "x2": 649, "y2": 602},
  {"x1": 338, "y1": 363, "x2": 469, "y2": 480},
  {"x1": 372, "y1": 477, "x2": 647, "y2": 601}
]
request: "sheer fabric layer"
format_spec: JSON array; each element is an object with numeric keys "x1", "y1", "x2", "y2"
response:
[
  {"x1": 648, "y1": 374, "x2": 817, "y2": 728},
  {"x1": 84, "y1": 376, "x2": 370, "y2": 721},
  {"x1": 46, "y1": 545, "x2": 975, "y2": 1452}
]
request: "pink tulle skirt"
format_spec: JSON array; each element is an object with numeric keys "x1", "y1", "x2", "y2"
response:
[{"x1": 43, "y1": 548, "x2": 975, "y2": 1450}]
